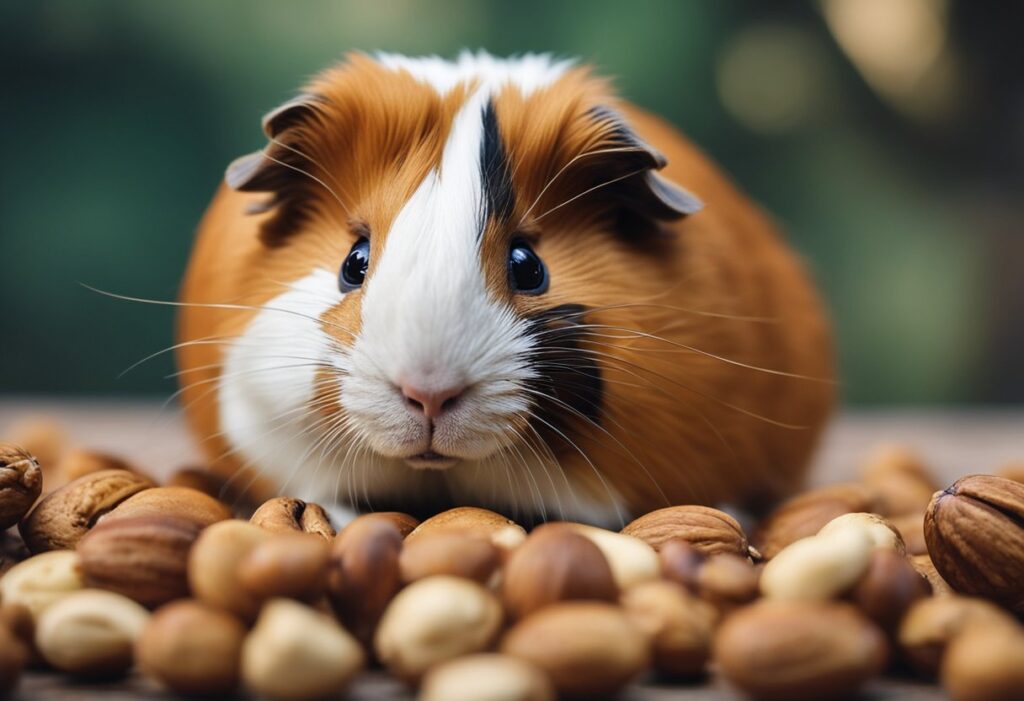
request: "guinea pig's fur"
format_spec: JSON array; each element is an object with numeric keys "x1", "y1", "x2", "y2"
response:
[{"x1": 176, "y1": 51, "x2": 834, "y2": 526}]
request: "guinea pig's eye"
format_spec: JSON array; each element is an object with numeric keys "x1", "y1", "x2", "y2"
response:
[
  {"x1": 339, "y1": 237, "x2": 370, "y2": 292},
  {"x1": 508, "y1": 238, "x2": 548, "y2": 294}
]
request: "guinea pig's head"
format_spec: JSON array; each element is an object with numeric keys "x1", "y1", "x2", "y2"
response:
[{"x1": 221, "y1": 52, "x2": 701, "y2": 505}]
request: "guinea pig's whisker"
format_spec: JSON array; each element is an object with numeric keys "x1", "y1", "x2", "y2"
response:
[
  {"x1": 259, "y1": 150, "x2": 351, "y2": 214},
  {"x1": 267, "y1": 138, "x2": 356, "y2": 211},
  {"x1": 533, "y1": 165, "x2": 650, "y2": 224},
  {"x1": 165, "y1": 356, "x2": 334, "y2": 380}
]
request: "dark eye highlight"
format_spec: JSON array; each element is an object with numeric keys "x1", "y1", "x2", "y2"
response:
[
  {"x1": 339, "y1": 237, "x2": 370, "y2": 292},
  {"x1": 508, "y1": 238, "x2": 548, "y2": 294}
]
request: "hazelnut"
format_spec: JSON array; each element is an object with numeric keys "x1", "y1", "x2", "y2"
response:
[
  {"x1": 940, "y1": 621, "x2": 1024, "y2": 701},
  {"x1": 188, "y1": 519, "x2": 271, "y2": 620},
  {"x1": 136, "y1": 599, "x2": 246, "y2": 695},
  {"x1": 622, "y1": 505, "x2": 751, "y2": 557},
  {"x1": 374, "y1": 575, "x2": 503, "y2": 682},
  {"x1": 621, "y1": 580, "x2": 717, "y2": 678},
  {"x1": 35, "y1": 589, "x2": 150, "y2": 677},
  {"x1": 566, "y1": 523, "x2": 660, "y2": 588},
  {"x1": 243, "y1": 598, "x2": 364, "y2": 700},
  {"x1": 420, "y1": 654, "x2": 555, "y2": 701},
  {"x1": 55, "y1": 449, "x2": 143, "y2": 485},
  {"x1": 898, "y1": 595, "x2": 1016, "y2": 676},
  {"x1": 501, "y1": 601, "x2": 649, "y2": 699},
  {"x1": 860, "y1": 444, "x2": 936, "y2": 516},
  {"x1": 238, "y1": 532, "x2": 330, "y2": 601},
  {"x1": 696, "y1": 553, "x2": 760, "y2": 611},
  {"x1": 659, "y1": 539, "x2": 704, "y2": 591},
  {"x1": 250, "y1": 497, "x2": 335, "y2": 539},
  {"x1": 398, "y1": 530, "x2": 500, "y2": 584},
  {"x1": 407, "y1": 507, "x2": 525, "y2": 550},
  {"x1": 850, "y1": 549, "x2": 930, "y2": 632},
  {"x1": 502, "y1": 524, "x2": 617, "y2": 620},
  {"x1": 714, "y1": 600, "x2": 887, "y2": 701}
]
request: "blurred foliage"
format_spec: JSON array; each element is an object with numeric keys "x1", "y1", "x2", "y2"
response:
[{"x1": 1, "y1": 0, "x2": 1021, "y2": 403}]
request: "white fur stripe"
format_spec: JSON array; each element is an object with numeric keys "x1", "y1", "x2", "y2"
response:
[{"x1": 375, "y1": 50, "x2": 573, "y2": 96}]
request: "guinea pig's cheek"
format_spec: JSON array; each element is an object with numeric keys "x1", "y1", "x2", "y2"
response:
[{"x1": 319, "y1": 291, "x2": 363, "y2": 349}]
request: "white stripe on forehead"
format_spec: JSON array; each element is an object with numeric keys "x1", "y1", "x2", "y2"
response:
[
  {"x1": 375, "y1": 50, "x2": 573, "y2": 96},
  {"x1": 355, "y1": 87, "x2": 531, "y2": 390}
]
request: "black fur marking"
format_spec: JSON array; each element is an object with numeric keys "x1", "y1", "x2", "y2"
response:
[
  {"x1": 480, "y1": 99, "x2": 516, "y2": 233},
  {"x1": 525, "y1": 304, "x2": 604, "y2": 428}
]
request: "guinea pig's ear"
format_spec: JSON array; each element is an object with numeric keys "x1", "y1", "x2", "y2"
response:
[
  {"x1": 585, "y1": 106, "x2": 703, "y2": 223},
  {"x1": 225, "y1": 93, "x2": 327, "y2": 245}
]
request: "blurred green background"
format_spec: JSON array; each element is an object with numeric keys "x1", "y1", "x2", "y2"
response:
[{"x1": 1, "y1": 0, "x2": 1021, "y2": 404}]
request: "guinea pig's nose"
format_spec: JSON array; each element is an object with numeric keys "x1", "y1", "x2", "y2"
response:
[{"x1": 400, "y1": 383, "x2": 465, "y2": 419}]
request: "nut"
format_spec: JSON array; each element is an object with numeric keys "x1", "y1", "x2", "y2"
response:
[
  {"x1": 502, "y1": 524, "x2": 617, "y2": 620},
  {"x1": 407, "y1": 507, "x2": 526, "y2": 550},
  {"x1": 910, "y1": 553, "x2": 953, "y2": 595},
  {"x1": 940, "y1": 621, "x2": 1024, "y2": 701},
  {"x1": 753, "y1": 482, "x2": 877, "y2": 560},
  {"x1": 0, "y1": 625, "x2": 28, "y2": 695},
  {"x1": 0, "y1": 550, "x2": 84, "y2": 619},
  {"x1": 2, "y1": 416, "x2": 66, "y2": 475},
  {"x1": 238, "y1": 532, "x2": 330, "y2": 601},
  {"x1": 19, "y1": 469, "x2": 154, "y2": 553},
  {"x1": 77, "y1": 515, "x2": 201, "y2": 607},
  {"x1": 567, "y1": 523, "x2": 660, "y2": 588},
  {"x1": 860, "y1": 444, "x2": 936, "y2": 516},
  {"x1": 55, "y1": 449, "x2": 142, "y2": 484},
  {"x1": 621, "y1": 505, "x2": 752, "y2": 557},
  {"x1": 420, "y1": 654, "x2": 556, "y2": 701},
  {"x1": 35, "y1": 589, "x2": 150, "y2": 677},
  {"x1": 101, "y1": 486, "x2": 231, "y2": 528},
  {"x1": 0, "y1": 602, "x2": 35, "y2": 653},
  {"x1": 714, "y1": 600, "x2": 887, "y2": 701},
  {"x1": 501, "y1": 601, "x2": 649, "y2": 699},
  {"x1": 374, "y1": 575, "x2": 503, "y2": 682},
  {"x1": 760, "y1": 525, "x2": 873, "y2": 600},
  {"x1": 898, "y1": 595, "x2": 1016, "y2": 676},
  {"x1": 696, "y1": 552, "x2": 760, "y2": 611},
  {"x1": 365, "y1": 511, "x2": 420, "y2": 538},
  {"x1": 136, "y1": 599, "x2": 247, "y2": 695},
  {"x1": 250, "y1": 497, "x2": 335, "y2": 539},
  {"x1": 850, "y1": 549, "x2": 930, "y2": 632},
  {"x1": 243, "y1": 598, "x2": 364, "y2": 701},
  {"x1": 328, "y1": 514, "x2": 404, "y2": 644},
  {"x1": 0, "y1": 444, "x2": 42, "y2": 530},
  {"x1": 889, "y1": 512, "x2": 927, "y2": 555},
  {"x1": 188, "y1": 519, "x2": 272, "y2": 620},
  {"x1": 996, "y1": 461, "x2": 1024, "y2": 484},
  {"x1": 924, "y1": 474, "x2": 1024, "y2": 613},
  {"x1": 398, "y1": 530, "x2": 500, "y2": 584},
  {"x1": 817, "y1": 512, "x2": 906, "y2": 554},
  {"x1": 659, "y1": 539, "x2": 705, "y2": 591},
  {"x1": 166, "y1": 467, "x2": 259, "y2": 515},
  {"x1": 621, "y1": 580, "x2": 718, "y2": 678}
]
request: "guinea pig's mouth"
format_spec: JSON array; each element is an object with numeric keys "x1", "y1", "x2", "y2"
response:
[{"x1": 403, "y1": 451, "x2": 460, "y2": 470}]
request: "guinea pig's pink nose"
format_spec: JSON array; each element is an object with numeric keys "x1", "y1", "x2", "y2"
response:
[{"x1": 401, "y1": 383, "x2": 465, "y2": 419}]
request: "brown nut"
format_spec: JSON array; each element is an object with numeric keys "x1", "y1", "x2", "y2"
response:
[
  {"x1": 243, "y1": 598, "x2": 364, "y2": 701},
  {"x1": 136, "y1": 599, "x2": 247, "y2": 695},
  {"x1": 407, "y1": 507, "x2": 526, "y2": 551},
  {"x1": 696, "y1": 553, "x2": 760, "y2": 611},
  {"x1": 0, "y1": 444, "x2": 42, "y2": 530},
  {"x1": 364, "y1": 511, "x2": 419, "y2": 538},
  {"x1": 250, "y1": 497, "x2": 335, "y2": 539},
  {"x1": 566, "y1": 523, "x2": 660, "y2": 588},
  {"x1": 0, "y1": 625, "x2": 29, "y2": 695},
  {"x1": 188, "y1": 519, "x2": 272, "y2": 620},
  {"x1": 621, "y1": 580, "x2": 718, "y2": 678},
  {"x1": 996, "y1": 461, "x2": 1024, "y2": 485},
  {"x1": 35, "y1": 589, "x2": 150, "y2": 678},
  {"x1": 659, "y1": 539, "x2": 705, "y2": 591},
  {"x1": 238, "y1": 532, "x2": 330, "y2": 601},
  {"x1": 19, "y1": 469, "x2": 154, "y2": 553},
  {"x1": 0, "y1": 603, "x2": 35, "y2": 653},
  {"x1": 0, "y1": 550, "x2": 84, "y2": 619},
  {"x1": 420, "y1": 653, "x2": 556, "y2": 701},
  {"x1": 753, "y1": 482, "x2": 877, "y2": 560},
  {"x1": 374, "y1": 575, "x2": 503, "y2": 683},
  {"x1": 889, "y1": 512, "x2": 927, "y2": 555},
  {"x1": 101, "y1": 486, "x2": 231, "y2": 528},
  {"x1": 502, "y1": 524, "x2": 618, "y2": 620},
  {"x1": 910, "y1": 553, "x2": 953, "y2": 596},
  {"x1": 850, "y1": 549, "x2": 930, "y2": 632},
  {"x1": 2, "y1": 416, "x2": 66, "y2": 475},
  {"x1": 77, "y1": 515, "x2": 201, "y2": 608},
  {"x1": 940, "y1": 622, "x2": 1024, "y2": 701},
  {"x1": 924, "y1": 474, "x2": 1024, "y2": 613},
  {"x1": 860, "y1": 444, "x2": 937, "y2": 516},
  {"x1": 898, "y1": 595, "x2": 1016, "y2": 677},
  {"x1": 55, "y1": 449, "x2": 142, "y2": 484},
  {"x1": 165, "y1": 467, "x2": 259, "y2": 515},
  {"x1": 621, "y1": 505, "x2": 752, "y2": 557},
  {"x1": 501, "y1": 601, "x2": 649, "y2": 699},
  {"x1": 328, "y1": 513, "x2": 404, "y2": 645},
  {"x1": 714, "y1": 600, "x2": 888, "y2": 701},
  {"x1": 398, "y1": 530, "x2": 500, "y2": 584}
]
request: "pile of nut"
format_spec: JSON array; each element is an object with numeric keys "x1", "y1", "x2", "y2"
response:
[{"x1": 0, "y1": 421, "x2": 1022, "y2": 701}]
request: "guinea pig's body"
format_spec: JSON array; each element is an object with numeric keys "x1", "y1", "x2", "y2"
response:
[{"x1": 177, "y1": 52, "x2": 834, "y2": 526}]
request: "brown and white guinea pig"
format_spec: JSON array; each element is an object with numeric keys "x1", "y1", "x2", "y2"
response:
[{"x1": 176, "y1": 51, "x2": 834, "y2": 526}]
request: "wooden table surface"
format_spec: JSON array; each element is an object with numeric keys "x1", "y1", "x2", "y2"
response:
[{"x1": 3, "y1": 398, "x2": 1023, "y2": 701}]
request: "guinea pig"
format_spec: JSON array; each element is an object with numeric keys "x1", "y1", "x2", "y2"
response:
[{"x1": 176, "y1": 51, "x2": 834, "y2": 526}]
